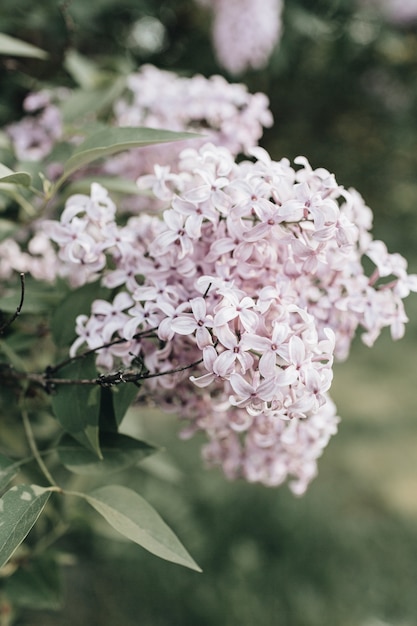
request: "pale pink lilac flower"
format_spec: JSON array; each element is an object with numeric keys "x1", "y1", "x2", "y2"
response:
[
  {"x1": 4, "y1": 61, "x2": 414, "y2": 497},
  {"x1": 42, "y1": 184, "x2": 123, "y2": 286},
  {"x1": 104, "y1": 66, "x2": 273, "y2": 201},
  {"x1": 0, "y1": 233, "x2": 60, "y2": 283},
  {"x1": 5, "y1": 69, "x2": 272, "y2": 218},
  {"x1": 30, "y1": 142, "x2": 417, "y2": 494},
  {"x1": 212, "y1": 325, "x2": 254, "y2": 376},
  {"x1": 115, "y1": 66, "x2": 273, "y2": 154},
  {"x1": 0, "y1": 239, "x2": 27, "y2": 280},
  {"x1": 170, "y1": 297, "x2": 213, "y2": 349}
]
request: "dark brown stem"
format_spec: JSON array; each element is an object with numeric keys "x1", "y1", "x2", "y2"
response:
[
  {"x1": 1, "y1": 357, "x2": 203, "y2": 390},
  {"x1": 0, "y1": 273, "x2": 25, "y2": 334},
  {"x1": 47, "y1": 326, "x2": 158, "y2": 374}
]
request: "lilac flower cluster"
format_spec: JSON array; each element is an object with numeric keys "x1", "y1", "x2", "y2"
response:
[
  {"x1": 5, "y1": 90, "x2": 65, "y2": 162},
  {"x1": 196, "y1": 0, "x2": 284, "y2": 74},
  {"x1": 5, "y1": 65, "x2": 272, "y2": 183},
  {"x1": 39, "y1": 143, "x2": 417, "y2": 494},
  {"x1": 1, "y1": 67, "x2": 272, "y2": 282},
  {"x1": 104, "y1": 65, "x2": 273, "y2": 183}
]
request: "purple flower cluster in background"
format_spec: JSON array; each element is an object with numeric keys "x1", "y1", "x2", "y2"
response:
[{"x1": 196, "y1": 0, "x2": 283, "y2": 74}]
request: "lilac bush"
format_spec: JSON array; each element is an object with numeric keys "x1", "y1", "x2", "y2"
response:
[{"x1": 0, "y1": 16, "x2": 416, "y2": 619}]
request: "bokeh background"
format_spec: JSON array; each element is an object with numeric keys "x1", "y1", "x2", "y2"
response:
[{"x1": 1, "y1": 1, "x2": 417, "y2": 624}]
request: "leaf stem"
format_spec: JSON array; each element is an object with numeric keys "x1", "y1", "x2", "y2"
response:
[{"x1": 8, "y1": 188, "x2": 37, "y2": 217}]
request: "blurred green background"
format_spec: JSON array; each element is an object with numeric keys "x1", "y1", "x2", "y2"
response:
[{"x1": 1, "y1": 1, "x2": 417, "y2": 624}]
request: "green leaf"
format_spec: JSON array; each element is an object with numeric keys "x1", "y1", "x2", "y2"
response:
[
  {"x1": 50, "y1": 355, "x2": 101, "y2": 458},
  {"x1": 80, "y1": 485, "x2": 201, "y2": 572},
  {"x1": 57, "y1": 126, "x2": 201, "y2": 185},
  {"x1": 60, "y1": 89, "x2": 114, "y2": 123},
  {"x1": 0, "y1": 163, "x2": 31, "y2": 187},
  {"x1": 0, "y1": 453, "x2": 20, "y2": 492},
  {"x1": 0, "y1": 33, "x2": 48, "y2": 59},
  {"x1": 5, "y1": 554, "x2": 61, "y2": 610},
  {"x1": 112, "y1": 383, "x2": 141, "y2": 426},
  {"x1": 60, "y1": 70, "x2": 126, "y2": 122},
  {"x1": 0, "y1": 484, "x2": 51, "y2": 569},
  {"x1": 50, "y1": 280, "x2": 110, "y2": 347},
  {"x1": 64, "y1": 175, "x2": 145, "y2": 198},
  {"x1": 98, "y1": 385, "x2": 140, "y2": 433},
  {"x1": 57, "y1": 432, "x2": 156, "y2": 476},
  {"x1": 98, "y1": 386, "x2": 118, "y2": 432},
  {"x1": 64, "y1": 49, "x2": 103, "y2": 89}
]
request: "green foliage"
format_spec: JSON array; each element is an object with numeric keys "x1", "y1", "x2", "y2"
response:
[
  {"x1": 0, "y1": 91, "x2": 204, "y2": 621},
  {"x1": 111, "y1": 384, "x2": 142, "y2": 427},
  {"x1": 49, "y1": 357, "x2": 102, "y2": 458},
  {"x1": 63, "y1": 175, "x2": 144, "y2": 197},
  {"x1": 0, "y1": 33, "x2": 47, "y2": 59},
  {"x1": 0, "y1": 164, "x2": 31, "y2": 187},
  {"x1": 0, "y1": 454, "x2": 20, "y2": 491},
  {"x1": 0, "y1": 485, "x2": 52, "y2": 569},
  {"x1": 78, "y1": 485, "x2": 202, "y2": 571},
  {"x1": 4, "y1": 555, "x2": 61, "y2": 611},
  {"x1": 56, "y1": 126, "x2": 200, "y2": 188},
  {"x1": 0, "y1": 115, "x2": 204, "y2": 610},
  {"x1": 0, "y1": 277, "x2": 64, "y2": 314},
  {"x1": 1, "y1": 0, "x2": 417, "y2": 624},
  {"x1": 57, "y1": 432, "x2": 156, "y2": 476}
]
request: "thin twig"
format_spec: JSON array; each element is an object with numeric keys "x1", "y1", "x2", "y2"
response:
[
  {"x1": 0, "y1": 273, "x2": 25, "y2": 334},
  {"x1": 48, "y1": 326, "x2": 159, "y2": 374},
  {"x1": 46, "y1": 357, "x2": 203, "y2": 387},
  {"x1": 59, "y1": 0, "x2": 76, "y2": 50},
  {"x1": 3, "y1": 356, "x2": 204, "y2": 390},
  {"x1": 203, "y1": 281, "x2": 212, "y2": 299}
]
